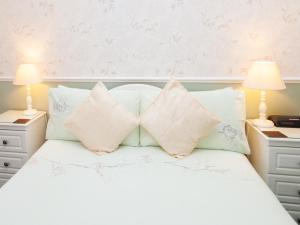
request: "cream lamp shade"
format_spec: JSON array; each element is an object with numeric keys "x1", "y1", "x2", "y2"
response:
[
  {"x1": 243, "y1": 61, "x2": 286, "y2": 128},
  {"x1": 13, "y1": 64, "x2": 41, "y2": 85},
  {"x1": 243, "y1": 61, "x2": 286, "y2": 90}
]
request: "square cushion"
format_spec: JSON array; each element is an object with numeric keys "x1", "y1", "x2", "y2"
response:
[
  {"x1": 140, "y1": 80, "x2": 219, "y2": 157},
  {"x1": 64, "y1": 82, "x2": 139, "y2": 154},
  {"x1": 46, "y1": 85, "x2": 140, "y2": 146}
]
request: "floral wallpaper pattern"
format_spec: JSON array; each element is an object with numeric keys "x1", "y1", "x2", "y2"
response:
[{"x1": 0, "y1": 0, "x2": 300, "y2": 80}]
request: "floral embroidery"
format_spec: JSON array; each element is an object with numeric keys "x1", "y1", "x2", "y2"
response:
[
  {"x1": 218, "y1": 124, "x2": 243, "y2": 142},
  {"x1": 52, "y1": 95, "x2": 69, "y2": 113},
  {"x1": 141, "y1": 155, "x2": 153, "y2": 164},
  {"x1": 30, "y1": 154, "x2": 254, "y2": 181},
  {"x1": 51, "y1": 161, "x2": 66, "y2": 176}
]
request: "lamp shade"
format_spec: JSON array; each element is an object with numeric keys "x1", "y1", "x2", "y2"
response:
[
  {"x1": 243, "y1": 61, "x2": 286, "y2": 90},
  {"x1": 14, "y1": 64, "x2": 42, "y2": 85}
]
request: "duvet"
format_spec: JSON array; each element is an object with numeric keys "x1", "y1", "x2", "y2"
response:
[{"x1": 0, "y1": 140, "x2": 296, "y2": 225}]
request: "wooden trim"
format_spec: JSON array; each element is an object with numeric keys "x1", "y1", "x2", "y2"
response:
[{"x1": 1, "y1": 76, "x2": 300, "y2": 83}]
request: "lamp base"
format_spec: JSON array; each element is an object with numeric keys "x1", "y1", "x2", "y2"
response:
[
  {"x1": 252, "y1": 119, "x2": 274, "y2": 128},
  {"x1": 23, "y1": 109, "x2": 37, "y2": 116}
]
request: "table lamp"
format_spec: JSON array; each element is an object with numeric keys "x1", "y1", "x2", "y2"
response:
[
  {"x1": 14, "y1": 64, "x2": 42, "y2": 116},
  {"x1": 243, "y1": 61, "x2": 286, "y2": 128}
]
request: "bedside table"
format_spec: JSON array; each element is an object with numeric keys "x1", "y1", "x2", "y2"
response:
[
  {"x1": 246, "y1": 121, "x2": 300, "y2": 223},
  {"x1": 0, "y1": 110, "x2": 47, "y2": 187}
]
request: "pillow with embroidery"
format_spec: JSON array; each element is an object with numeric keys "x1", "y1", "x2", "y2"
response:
[
  {"x1": 46, "y1": 85, "x2": 140, "y2": 146},
  {"x1": 139, "y1": 87, "x2": 250, "y2": 154}
]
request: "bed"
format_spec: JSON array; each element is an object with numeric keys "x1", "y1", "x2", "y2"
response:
[
  {"x1": 0, "y1": 83, "x2": 296, "y2": 225},
  {"x1": 0, "y1": 140, "x2": 295, "y2": 225}
]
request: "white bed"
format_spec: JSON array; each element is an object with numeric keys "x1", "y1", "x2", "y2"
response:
[{"x1": 0, "y1": 140, "x2": 295, "y2": 225}]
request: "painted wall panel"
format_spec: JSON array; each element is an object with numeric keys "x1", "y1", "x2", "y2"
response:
[{"x1": 0, "y1": 82, "x2": 299, "y2": 119}]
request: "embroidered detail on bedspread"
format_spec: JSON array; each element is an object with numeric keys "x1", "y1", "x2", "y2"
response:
[
  {"x1": 26, "y1": 155, "x2": 255, "y2": 182},
  {"x1": 164, "y1": 161, "x2": 229, "y2": 174},
  {"x1": 27, "y1": 156, "x2": 136, "y2": 177},
  {"x1": 141, "y1": 155, "x2": 153, "y2": 164},
  {"x1": 51, "y1": 161, "x2": 66, "y2": 176}
]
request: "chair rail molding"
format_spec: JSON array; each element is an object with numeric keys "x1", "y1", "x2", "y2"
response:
[{"x1": 0, "y1": 76, "x2": 300, "y2": 83}]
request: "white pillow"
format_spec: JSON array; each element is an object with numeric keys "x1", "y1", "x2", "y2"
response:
[
  {"x1": 140, "y1": 87, "x2": 250, "y2": 154},
  {"x1": 140, "y1": 80, "x2": 220, "y2": 157},
  {"x1": 64, "y1": 82, "x2": 139, "y2": 154},
  {"x1": 192, "y1": 88, "x2": 250, "y2": 154},
  {"x1": 46, "y1": 85, "x2": 140, "y2": 146}
]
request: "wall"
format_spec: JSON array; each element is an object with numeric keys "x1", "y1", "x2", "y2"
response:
[
  {"x1": 1, "y1": 0, "x2": 300, "y2": 80},
  {"x1": 1, "y1": 1, "x2": 299, "y2": 117},
  {"x1": 0, "y1": 82, "x2": 299, "y2": 118}
]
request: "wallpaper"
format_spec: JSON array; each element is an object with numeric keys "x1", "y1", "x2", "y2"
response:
[{"x1": 1, "y1": 0, "x2": 300, "y2": 80}]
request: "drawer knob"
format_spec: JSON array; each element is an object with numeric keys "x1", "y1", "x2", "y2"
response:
[
  {"x1": 2, "y1": 140, "x2": 8, "y2": 145},
  {"x1": 3, "y1": 162, "x2": 9, "y2": 167}
]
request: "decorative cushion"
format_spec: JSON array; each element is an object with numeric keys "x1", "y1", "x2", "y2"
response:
[
  {"x1": 64, "y1": 82, "x2": 139, "y2": 154},
  {"x1": 140, "y1": 80, "x2": 220, "y2": 157},
  {"x1": 140, "y1": 87, "x2": 250, "y2": 154},
  {"x1": 46, "y1": 85, "x2": 140, "y2": 146}
]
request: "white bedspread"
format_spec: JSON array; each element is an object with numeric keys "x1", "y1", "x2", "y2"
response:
[{"x1": 0, "y1": 140, "x2": 295, "y2": 225}]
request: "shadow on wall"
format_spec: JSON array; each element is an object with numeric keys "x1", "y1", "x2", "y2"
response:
[{"x1": 0, "y1": 81, "x2": 299, "y2": 118}]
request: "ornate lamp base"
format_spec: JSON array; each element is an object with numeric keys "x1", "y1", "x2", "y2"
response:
[
  {"x1": 252, "y1": 90, "x2": 274, "y2": 128},
  {"x1": 23, "y1": 85, "x2": 38, "y2": 116}
]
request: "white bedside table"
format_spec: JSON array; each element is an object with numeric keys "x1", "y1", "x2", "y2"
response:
[
  {"x1": 0, "y1": 110, "x2": 47, "y2": 187},
  {"x1": 246, "y1": 120, "x2": 300, "y2": 223}
]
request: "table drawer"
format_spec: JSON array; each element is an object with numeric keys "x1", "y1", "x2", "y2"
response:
[
  {"x1": 0, "y1": 173, "x2": 13, "y2": 188},
  {"x1": 0, "y1": 166, "x2": 18, "y2": 175},
  {"x1": 0, "y1": 152, "x2": 27, "y2": 170},
  {"x1": 0, "y1": 177, "x2": 8, "y2": 187},
  {"x1": 288, "y1": 211, "x2": 300, "y2": 224},
  {"x1": 282, "y1": 203, "x2": 300, "y2": 212},
  {"x1": 0, "y1": 130, "x2": 25, "y2": 153},
  {"x1": 270, "y1": 147, "x2": 300, "y2": 176},
  {"x1": 0, "y1": 172, "x2": 14, "y2": 179},
  {"x1": 269, "y1": 175, "x2": 300, "y2": 204}
]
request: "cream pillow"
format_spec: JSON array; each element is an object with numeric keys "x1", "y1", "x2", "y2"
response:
[
  {"x1": 140, "y1": 80, "x2": 220, "y2": 157},
  {"x1": 65, "y1": 82, "x2": 139, "y2": 154}
]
